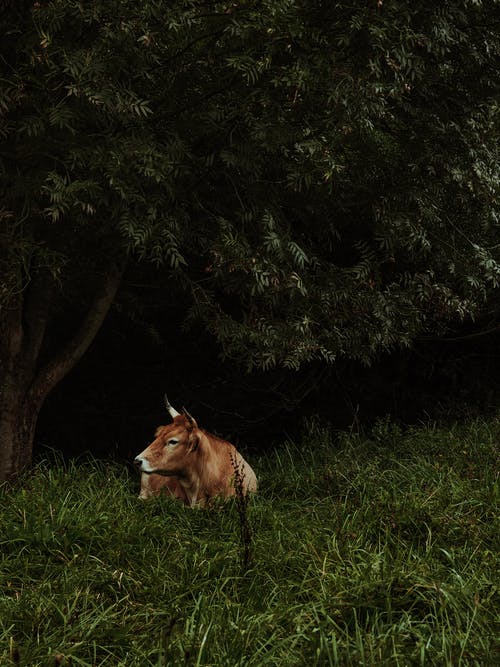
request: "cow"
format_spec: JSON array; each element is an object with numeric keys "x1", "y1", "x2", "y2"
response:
[{"x1": 134, "y1": 396, "x2": 257, "y2": 506}]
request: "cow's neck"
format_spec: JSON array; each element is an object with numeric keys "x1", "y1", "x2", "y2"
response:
[
  {"x1": 178, "y1": 436, "x2": 212, "y2": 506},
  {"x1": 176, "y1": 476, "x2": 197, "y2": 507}
]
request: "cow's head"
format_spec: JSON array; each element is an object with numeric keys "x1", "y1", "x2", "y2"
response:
[{"x1": 134, "y1": 397, "x2": 200, "y2": 477}]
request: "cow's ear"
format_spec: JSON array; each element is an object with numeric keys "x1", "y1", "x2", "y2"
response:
[
  {"x1": 183, "y1": 407, "x2": 198, "y2": 430},
  {"x1": 188, "y1": 433, "x2": 199, "y2": 452}
]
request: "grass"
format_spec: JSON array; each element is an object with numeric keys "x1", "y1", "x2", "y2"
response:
[{"x1": 0, "y1": 417, "x2": 498, "y2": 666}]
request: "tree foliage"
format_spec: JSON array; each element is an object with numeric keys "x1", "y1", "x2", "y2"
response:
[
  {"x1": 2, "y1": 0, "x2": 499, "y2": 372},
  {"x1": 0, "y1": 0, "x2": 499, "y2": 477},
  {"x1": 173, "y1": 0, "x2": 500, "y2": 369}
]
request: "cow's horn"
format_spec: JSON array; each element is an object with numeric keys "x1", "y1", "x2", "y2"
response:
[{"x1": 164, "y1": 394, "x2": 180, "y2": 418}]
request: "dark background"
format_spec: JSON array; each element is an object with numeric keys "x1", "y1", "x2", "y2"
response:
[{"x1": 36, "y1": 300, "x2": 500, "y2": 463}]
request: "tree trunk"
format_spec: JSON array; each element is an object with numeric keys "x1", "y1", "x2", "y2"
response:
[
  {"x1": 0, "y1": 262, "x2": 125, "y2": 483},
  {"x1": 0, "y1": 383, "x2": 41, "y2": 482}
]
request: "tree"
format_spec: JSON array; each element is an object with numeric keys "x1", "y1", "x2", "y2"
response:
[
  {"x1": 176, "y1": 0, "x2": 500, "y2": 369},
  {"x1": 0, "y1": 0, "x2": 154, "y2": 480},
  {"x1": 1, "y1": 0, "x2": 498, "y2": 480}
]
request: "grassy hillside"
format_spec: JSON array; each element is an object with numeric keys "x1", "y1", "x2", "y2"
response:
[{"x1": 0, "y1": 419, "x2": 498, "y2": 666}]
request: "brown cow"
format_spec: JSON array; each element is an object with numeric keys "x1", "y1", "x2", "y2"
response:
[{"x1": 134, "y1": 396, "x2": 257, "y2": 506}]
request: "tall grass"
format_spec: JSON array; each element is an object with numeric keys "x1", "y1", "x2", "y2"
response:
[{"x1": 0, "y1": 418, "x2": 498, "y2": 666}]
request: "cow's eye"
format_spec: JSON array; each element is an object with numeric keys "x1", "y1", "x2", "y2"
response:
[{"x1": 167, "y1": 438, "x2": 179, "y2": 446}]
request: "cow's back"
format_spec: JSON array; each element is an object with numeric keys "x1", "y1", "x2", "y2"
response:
[
  {"x1": 229, "y1": 447, "x2": 257, "y2": 495},
  {"x1": 201, "y1": 431, "x2": 257, "y2": 498}
]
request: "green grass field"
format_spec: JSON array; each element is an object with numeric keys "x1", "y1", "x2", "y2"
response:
[{"x1": 1, "y1": 418, "x2": 498, "y2": 666}]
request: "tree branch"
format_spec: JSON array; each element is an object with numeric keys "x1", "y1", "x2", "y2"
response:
[
  {"x1": 418, "y1": 325, "x2": 500, "y2": 343},
  {"x1": 21, "y1": 268, "x2": 55, "y2": 373},
  {"x1": 30, "y1": 261, "x2": 126, "y2": 403},
  {"x1": 150, "y1": 28, "x2": 226, "y2": 70}
]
